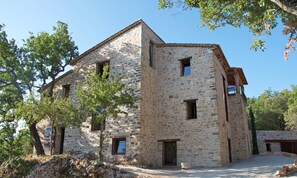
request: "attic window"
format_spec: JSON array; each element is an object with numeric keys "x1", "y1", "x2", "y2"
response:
[
  {"x1": 96, "y1": 61, "x2": 110, "y2": 77},
  {"x1": 180, "y1": 57, "x2": 191, "y2": 76},
  {"x1": 62, "y1": 84, "x2": 70, "y2": 98}
]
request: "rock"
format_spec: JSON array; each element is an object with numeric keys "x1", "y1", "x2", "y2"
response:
[
  {"x1": 86, "y1": 165, "x2": 94, "y2": 174},
  {"x1": 181, "y1": 162, "x2": 191, "y2": 170},
  {"x1": 79, "y1": 159, "x2": 89, "y2": 167}
]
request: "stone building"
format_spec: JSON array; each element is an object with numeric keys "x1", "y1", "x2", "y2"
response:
[
  {"x1": 40, "y1": 19, "x2": 251, "y2": 167},
  {"x1": 256, "y1": 131, "x2": 297, "y2": 154}
]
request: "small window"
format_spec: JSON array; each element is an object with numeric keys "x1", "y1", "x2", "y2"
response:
[
  {"x1": 62, "y1": 84, "x2": 70, "y2": 98},
  {"x1": 228, "y1": 86, "x2": 236, "y2": 95},
  {"x1": 185, "y1": 100, "x2": 197, "y2": 119},
  {"x1": 180, "y1": 57, "x2": 191, "y2": 76},
  {"x1": 90, "y1": 113, "x2": 101, "y2": 131},
  {"x1": 149, "y1": 41, "x2": 154, "y2": 68},
  {"x1": 266, "y1": 143, "x2": 271, "y2": 152},
  {"x1": 222, "y1": 76, "x2": 229, "y2": 121},
  {"x1": 112, "y1": 138, "x2": 126, "y2": 155},
  {"x1": 96, "y1": 61, "x2": 110, "y2": 77}
]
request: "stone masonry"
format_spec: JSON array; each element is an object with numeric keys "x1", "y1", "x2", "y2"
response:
[
  {"x1": 39, "y1": 19, "x2": 251, "y2": 167},
  {"x1": 256, "y1": 131, "x2": 297, "y2": 154}
]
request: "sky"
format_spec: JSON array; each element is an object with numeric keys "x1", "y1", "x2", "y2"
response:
[{"x1": 1, "y1": 0, "x2": 296, "y2": 98}]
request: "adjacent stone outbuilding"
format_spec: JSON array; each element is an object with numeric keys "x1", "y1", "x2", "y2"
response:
[
  {"x1": 39, "y1": 19, "x2": 251, "y2": 168},
  {"x1": 256, "y1": 131, "x2": 297, "y2": 154}
]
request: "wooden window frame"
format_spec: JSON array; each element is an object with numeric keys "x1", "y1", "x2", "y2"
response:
[{"x1": 112, "y1": 137, "x2": 126, "y2": 155}]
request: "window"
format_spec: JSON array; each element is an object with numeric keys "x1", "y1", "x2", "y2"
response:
[
  {"x1": 62, "y1": 84, "x2": 70, "y2": 98},
  {"x1": 90, "y1": 113, "x2": 101, "y2": 131},
  {"x1": 266, "y1": 143, "x2": 271, "y2": 152},
  {"x1": 180, "y1": 57, "x2": 191, "y2": 76},
  {"x1": 185, "y1": 99, "x2": 197, "y2": 119},
  {"x1": 112, "y1": 138, "x2": 126, "y2": 155},
  {"x1": 222, "y1": 76, "x2": 229, "y2": 121},
  {"x1": 96, "y1": 61, "x2": 110, "y2": 77},
  {"x1": 149, "y1": 41, "x2": 154, "y2": 68},
  {"x1": 227, "y1": 86, "x2": 236, "y2": 95}
]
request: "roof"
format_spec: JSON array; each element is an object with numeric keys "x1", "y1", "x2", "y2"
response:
[
  {"x1": 227, "y1": 67, "x2": 248, "y2": 86},
  {"x1": 41, "y1": 70, "x2": 73, "y2": 91},
  {"x1": 44, "y1": 20, "x2": 247, "y2": 91},
  {"x1": 70, "y1": 19, "x2": 165, "y2": 65}
]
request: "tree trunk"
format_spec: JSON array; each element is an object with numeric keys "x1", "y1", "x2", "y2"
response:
[
  {"x1": 99, "y1": 116, "x2": 105, "y2": 161},
  {"x1": 50, "y1": 123, "x2": 56, "y2": 155},
  {"x1": 29, "y1": 121, "x2": 45, "y2": 155}
]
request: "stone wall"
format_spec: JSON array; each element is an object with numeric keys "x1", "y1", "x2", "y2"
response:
[
  {"x1": 154, "y1": 46, "x2": 222, "y2": 167},
  {"x1": 139, "y1": 23, "x2": 164, "y2": 166},
  {"x1": 213, "y1": 53, "x2": 230, "y2": 165},
  {"x1": 37, "y1": 20, "x2": 250, "y2": 168},
  {"x1": 73, "y1": 24, "x2": 143, "y2": 164},
  {"x1": 256, "y1": 131, "x2": 297, "y2": 153},
  {"x1": 228, "y1": 94, "x2": 251, "y2": 160}
]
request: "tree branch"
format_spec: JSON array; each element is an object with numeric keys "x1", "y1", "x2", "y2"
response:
[{"x1": 270, "y1": 0, "x2": 297, "y2": 16}]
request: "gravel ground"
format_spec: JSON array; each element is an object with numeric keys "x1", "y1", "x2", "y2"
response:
[{"x1": 118, "y1": 155, "x2": 295, "y2": 177}]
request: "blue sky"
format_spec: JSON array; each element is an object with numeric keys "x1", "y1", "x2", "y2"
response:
[{"x1": 1, "y1": 0, "x2": 296, "y2": 97}]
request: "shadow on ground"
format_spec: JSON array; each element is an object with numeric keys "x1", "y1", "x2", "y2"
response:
[{"x1": 120, "y1": 155, "x2": 294, "y2": 177}]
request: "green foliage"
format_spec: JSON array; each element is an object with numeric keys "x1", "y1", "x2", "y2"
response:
[
  {"x1": 77, "y1": 65, "x2": 138, "y2": 120},
  {"x1": 158, "y1": 0, "x2": 297, "y2": 60},
  {"x1": 23, "y1": 21, "x2": 79, "y2": 90},
  {"x1": 285, "y1": 86, "x2": 297, "y2": 130},
  {"x1": 250, "y1": 107, "x2": 259, "y2": 154},
  {"x1": 77, "y1": 64, "x2": 138, "y2": 160},
  {"x1": 16, "y1": 94, "x2": 84, "y2": 128},
  {"x1": 0, "y1": 157, "x2": 37, "y2": 178},
  {"x1": 0, "y1": 122, "x2": 33, "y2": 163},
  {"x1": 247, "y1": 89, "x2": 289, "y2": 130},
  {"x1": 0, "y1": 21, "x2": 79, "y2": 156}
]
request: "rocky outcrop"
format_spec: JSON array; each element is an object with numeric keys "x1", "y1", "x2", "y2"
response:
[{"x1": 25, "y1": 152, "x2": 141, "y2": 178}]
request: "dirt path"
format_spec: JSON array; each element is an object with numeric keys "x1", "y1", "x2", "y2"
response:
[{"x1": 118, "y1": 155, "x2": 295, "y2": 177}]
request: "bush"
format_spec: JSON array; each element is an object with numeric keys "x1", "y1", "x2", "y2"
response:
[{"x1": 0, "y1": 156, "x2": 37, "y2": 178}]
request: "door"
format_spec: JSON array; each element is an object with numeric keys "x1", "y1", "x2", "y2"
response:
[
  {"x1": 281, "y1": 142, "x2": 297, "y2": 154},
  {"x1": 163, "y1": 141, "x2": 177, "y2": 166},
  {"x1": 59, "y1": 127, "x2": 65, "y2": 154},
  {"x1": 228, "y1": 138, "x2": 232, "y2": 163}
]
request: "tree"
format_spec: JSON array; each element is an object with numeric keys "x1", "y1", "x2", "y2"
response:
[
  {"x1": 23, "y1": 21, "x2": 79, "y2": 97},
  {"x1": 285, "y1": 86, "x2": 297, "y2": 130},
  {"x1": 158, "y1": 0, "x2": 297, "y2": 60},
  {"x1": 250, "y1": 107, "x2": 259, "y2": 154},
  {"x1": 0, "y1": 24, "x2": 41, "y2": 155},
  {"x1": 23, "y1": 21, "x2": 79, "y2": 154},
  {"x1": 77, "y1": 65, "x2": 138, "y2": 161},
  {"x1": 247, "y1": 89, "x2": 289, "y2": 130},
  {"x1": 0, "y1": 22, "x2": 79, "y2": 156},
  {"x1": 16, "y1": 94, "x2": 84, "y2": 155},
  {"x1": 0, "y1": 121, "x2": 33, "y2": 163}
]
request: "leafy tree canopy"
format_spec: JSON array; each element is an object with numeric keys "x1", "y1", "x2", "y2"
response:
[
  {"x1": 285, "y1": 86, "x2": 297, "y2": 129},
  {"x1": 248, "y1": 87, "x2": 292, "y2": 130},
  {"x1": 77, "y1": 65, "x2": 138, "y2": 160},
  {"x1": 158, "y1": 0, "x2": 297, "y2": 60}
]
